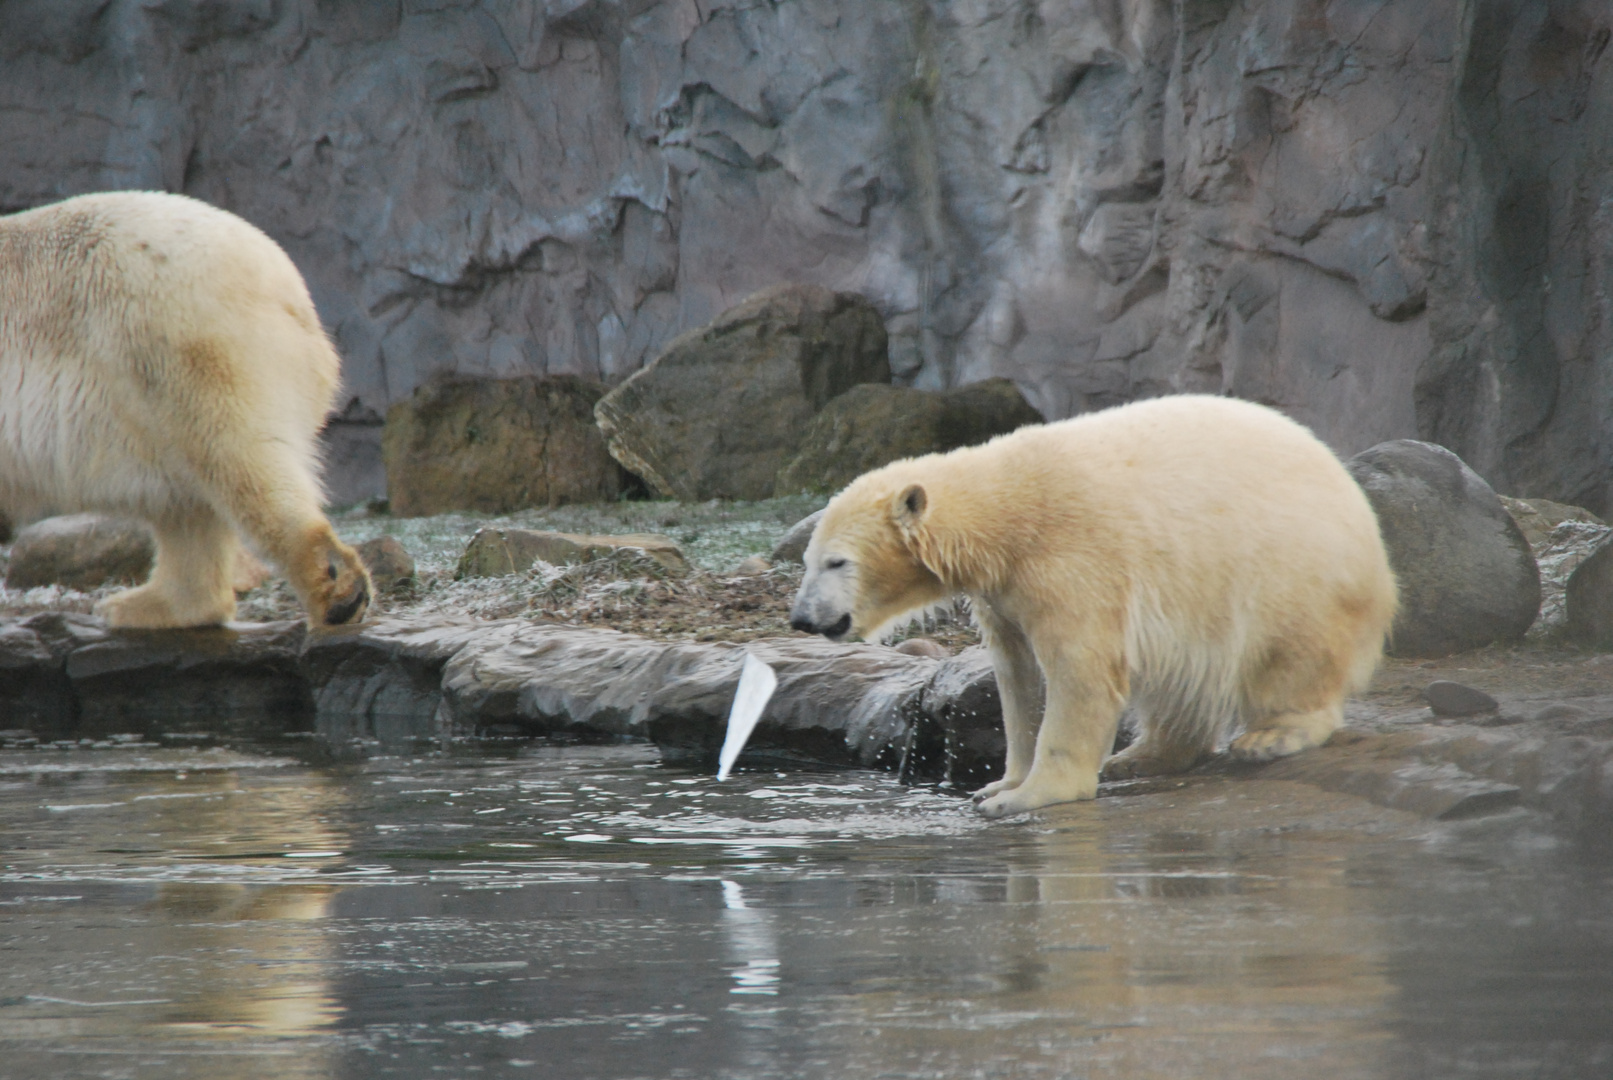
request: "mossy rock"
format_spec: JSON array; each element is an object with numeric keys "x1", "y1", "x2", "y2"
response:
[
  {"x1": 775, "y1": 378, "x2": 1042, "y2": 495},
  {"x1": 383, "y1": 375, "x2": 631, "y2": 517},
  {"x1": 594, "y1": 285, "x2": 890, "y2": 501}
]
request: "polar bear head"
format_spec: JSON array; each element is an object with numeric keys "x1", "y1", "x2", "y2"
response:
[{"x1": 789, "y1": 468, "x2": 951, "y2": 643}]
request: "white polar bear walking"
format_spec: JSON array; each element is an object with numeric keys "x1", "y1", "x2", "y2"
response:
[
  {"x1": 790, "y1": 395, "x2": 1397, "y2": 817},
  {"x1": 0, "y1": 191, "x2": 371, "y2": 629}
]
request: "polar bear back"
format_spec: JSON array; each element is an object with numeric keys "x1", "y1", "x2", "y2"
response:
[
  {"x1": 0, "y1": 191, "x2": 341, "y2": 519},
  {"x1": 840, "y1": 394, "x2": 1395, "y2": 686}
]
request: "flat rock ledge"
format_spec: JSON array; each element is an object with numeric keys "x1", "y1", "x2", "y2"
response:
[{"x1": 3, "y1": 614, "x2": 1611, "y2": 838}]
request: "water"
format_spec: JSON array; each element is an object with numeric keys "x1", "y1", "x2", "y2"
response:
[{"x1": 2, "y1": 741, "x2": 1611, "y2": 1079}]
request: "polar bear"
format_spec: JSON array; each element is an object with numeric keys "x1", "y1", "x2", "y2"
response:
[
  {"x1": 790, "y1": 394, "x2": 1397, "y2": 817},
  {"x1": 0, "y1": 191, "x2": 371, "y2": 629}
]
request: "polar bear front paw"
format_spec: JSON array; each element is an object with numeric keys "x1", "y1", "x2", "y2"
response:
[
  {"x1": 301, "y1": 539, "x2": 373, "y2": 627},
  {"x1": 974, "y1": 774, "x2": 1098, "y2": 818},
  {"x1": 969, "y1": 777, "x2": 1023, "y2": 802}
]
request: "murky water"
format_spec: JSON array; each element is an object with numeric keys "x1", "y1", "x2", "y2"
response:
[{"x1": 2, "y1": 740, "x2": 1610, "y2": 1079}]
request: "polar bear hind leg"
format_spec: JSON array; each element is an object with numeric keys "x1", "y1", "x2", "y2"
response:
[
  {"x1": 1227, "y1": 704, "x2": 1344, "y2": 761},
  {"x1": 95, "y1": 504, "x2": 238, "y2": 628},
  {"x1": 183, "y1": 428, "x2": 371, "y2": 629},
  {"x1": 1226, "y1": 622, "x2": 1357, "y2": 762}
]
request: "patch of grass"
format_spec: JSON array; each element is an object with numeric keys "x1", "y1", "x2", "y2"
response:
[
  {"x1": 331, "y1": 494, "x2": 828, "y2": 576},
  {"x1": 0, "y1": 495, "x2": 980, "y2": 651}
]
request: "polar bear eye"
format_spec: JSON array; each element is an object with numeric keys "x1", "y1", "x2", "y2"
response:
[{"x1": 824, "y1": 556, "x2": 848, "y2": 570}]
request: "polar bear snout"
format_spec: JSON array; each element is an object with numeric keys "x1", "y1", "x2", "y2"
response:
[
  {"x1": 789, "y1": 570, "x2": 855, "y2": 639},
  {"x1": 790, "y1": 608, "x2": 852, "y2": 640}
]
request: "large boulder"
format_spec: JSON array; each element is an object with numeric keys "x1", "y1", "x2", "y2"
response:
[
  {"x1": 775, "y1": 378, "x2": 1043, "y2": 495},
  {"x1": 1347, "y1": 441, "x2": 1540, "y2": 658},
  {"x1": 383, "y1": 375, "x2": 630, "y2": 517},
  {"x1": 1566, "y1": 542, "x2": 1613, "y2": 649},
  {"x1": 594, "y1": 285, "x2": 890, "y2": 501},
  {"x1": 771, "y1": 510, "x2": 826, "y2": 565},
  {"x1": 4, "y1": 514, "x2": 154, "y2": 591}
]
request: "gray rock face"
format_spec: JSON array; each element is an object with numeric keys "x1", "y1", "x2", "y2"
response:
[
  {"x1": 775, "y1": 378, "x2": 1042, "y2": 495},
  {"x1": 382, "y1": 375, "x2": 629, "y2": 516},
  {"x1": 4, "y1": 3, "x2": 1611, "y2": 511},
  {"x1": 4, "y1": 514, "x2": 154, "y2": 591},
  {"x1": 0, "y1": 613, "x2": 97, "y2": 735},
  {"x1": 301, "y1": 617, "x2": 521, "y2": 745},
  {"x1": 67, "y1": 620, "x2": 312, "y2": 737},
  {"x1": 916, "y1": 646, "x2": 1003, "y2": 789},
  {"x1": 1348, "y1": 440, "x2": 1541, "y2": 658},
  {"x1": 594, "y1": 285, "x2": 890, "y2": 500}
]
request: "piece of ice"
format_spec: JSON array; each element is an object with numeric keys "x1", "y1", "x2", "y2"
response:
[{"x1": 716, "y1": 652, "x2": 778, "y2": 782}]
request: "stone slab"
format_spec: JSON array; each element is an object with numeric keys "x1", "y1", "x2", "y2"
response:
[
  {"x1": 2, "y1": 608, "x2": 1611, "y2": 836},
  {"x1": 65, "y1": 620, "x2": 312, "y2": 739}
]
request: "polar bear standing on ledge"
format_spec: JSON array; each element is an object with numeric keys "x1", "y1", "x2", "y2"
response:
[
  {"x1": 0, "y1": 191, "x2": 371, "y2": 629},
  {"x1": 791, "y1": 395, "x2": 1397, "y2": 817}
]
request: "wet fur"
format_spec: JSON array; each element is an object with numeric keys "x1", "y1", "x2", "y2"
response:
[
  {"x1": 0, "y1": 191, "x2": 370, "y2": 629},
  {"x1": 792, "y1": 395, "x2": 1397, "y2": 817}
]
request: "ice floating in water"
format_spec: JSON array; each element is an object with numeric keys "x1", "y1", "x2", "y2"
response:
[{"x1": 716, "y1": 652, "x2": 778, "y2": 782}]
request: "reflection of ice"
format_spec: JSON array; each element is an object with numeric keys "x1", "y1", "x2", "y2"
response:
[{"x1": 721, "y1": 880, "x2": 780, "y2": 996}]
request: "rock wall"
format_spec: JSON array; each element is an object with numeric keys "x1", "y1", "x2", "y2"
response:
[{"x1": 2, "y1": 0, "x2": 1610, "y2": 510}]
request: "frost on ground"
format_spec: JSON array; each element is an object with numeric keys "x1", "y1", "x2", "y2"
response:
[
  {"x1": 0, "y1": 495, "x2": 981, "y2": 648},
  {"x1": 1528, "y1": 518, "x2": 1613, "y2": 639}
]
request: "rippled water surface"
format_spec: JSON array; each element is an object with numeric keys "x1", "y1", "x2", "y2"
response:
[{"x1": 2, "y1": 740, "x2": 1611, "y2": 1079}]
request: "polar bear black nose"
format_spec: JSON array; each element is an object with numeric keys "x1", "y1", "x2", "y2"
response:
[{"x1": 789, "y1": 613, "x2": 816, "y2": 633}]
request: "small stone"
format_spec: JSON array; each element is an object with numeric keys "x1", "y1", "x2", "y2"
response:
[
  {"x1": 893, "y1": 637, "x2": 949, "y2": 658},
  {"x1": 456, "y1": 528, "x2": 689, "y2": 579},
  {"x1": 731, "y1": 556, "x2": 771, "y2": 577},
  {"x1": 1530, "y1": 703, "x2": 1590, "y2": 724},
  {"x1": 4, "y1": 514, "x2": 154, "y2": 591},
  {"x1": 1424, "y1": 680, "x2": 1499, "y2": 717},
  {"x1": 356, "y1": 536, "x2": 417, "y2": 592}
]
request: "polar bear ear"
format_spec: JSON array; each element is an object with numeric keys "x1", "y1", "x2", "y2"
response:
[{"x1": 893, "y1": 484, "x2": 927, "y2": 525}]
